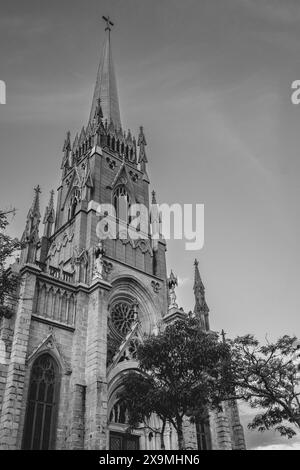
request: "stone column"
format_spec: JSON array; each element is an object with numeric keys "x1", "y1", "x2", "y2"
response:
[
  {"x1": 183, "y1": 416, "x2": 198, "y2": 449},
  {"x1": 212, "y1": 408, "x2": 233, "y2": 450},
  {"x1": 0, "y1": 315, "x2": 14, "y2": 414},
  {"x1": 225, "y1": 400, "x2": 246, "y2": 450},
  {"x1": 0, "y1": 265, "x2": 39, "y2": 450},
  {"x1": 164, "y1": 422, "x2": 171, "y2": 450},
  {"x1": 67, "y1": 286, "x2": 89, "y2": 449},
  {"x1": 84, "y1": 278, "x2": 111, "y2": 450}
]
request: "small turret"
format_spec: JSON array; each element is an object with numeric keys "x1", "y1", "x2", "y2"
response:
[
  {"x1": 150, "y1": 190, "x2": 161, "y2": 248},
  {"x1": 61, "y1": 131, "x2": 71, "y2": 174},
  {"x1": 137, "y1": 126, "x2": 148, "y2": 174},
  {"x1": 193, "y1": 259, "x2": 210, "y2": 330},
  {"x1": 43, "y1": 190, "x2": 55, "y2": 238},
  {"x1": 20, "y1": 186, "x2": 41, "y2": 265}
]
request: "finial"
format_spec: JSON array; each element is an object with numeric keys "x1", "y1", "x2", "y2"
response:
[
  {"x1": 138, "y1": 125, "x2": 148, "y2": 166},
  {"x1": 138, "y1": 126, "x2": 146, "y2": 144},
  {"x1": 102, "y1": 15, "x2": 114, "y2": 32},
  {"x1": 62, "y1": 130, "x2": 71, "y2": 151},
  {"x1": 31, "y1": 185, "x2": 41, "y2": 215},
  {"x1": 168, "y1": 270, "x2": 178, "y2": 287},
  {"x1": 193, "y1": 259, "x2": 210, "y2": 329},
  {"x1": 62, "y1": 131, "x2": 71, "y2": 171},
  {"x1": 43, "y1": 190, "x2": 55, "y2": 234},
  {"x1": 49, "y1": 190, "x2": 54, "y2": 209},
  {"x1": 194, "y1": 259, "x2": 205, "y2": 296},
  {"x1": 152, "y1": 190, "x2": 157, "y2": 204},
  {"x1": 34, "y1": 185, "x2": 41, "y2": 195},
  {"x1": 21, "y1": 185, "x2": 41, "y2": 254}
]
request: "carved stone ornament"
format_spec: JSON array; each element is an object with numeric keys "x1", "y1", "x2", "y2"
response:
[
  {"x1": 151, "y1": 281, "x2": 161, "y2": 294},
  {"x1": 102, "y1": 260, "x2": 113, "y2": 276}
]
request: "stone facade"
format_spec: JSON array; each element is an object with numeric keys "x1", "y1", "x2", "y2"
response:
[{"x1": 0, "y1": 23, "x2": 245, "y2": 450}]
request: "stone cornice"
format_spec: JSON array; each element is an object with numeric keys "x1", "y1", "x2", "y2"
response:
[
  {"x1": 105, "y1": 255, "x2": 165, "y2": 283},
  {"x1": 20, "y1": 263, "x2": 42, "y2": 276},
  {"x1": 31, "y1": 314, "x2": 75, "y2": 332},
  {"x1": 89, "y1": 278, "x2": 112, "y2": 293}
]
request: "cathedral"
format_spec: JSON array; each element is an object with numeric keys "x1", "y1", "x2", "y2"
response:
[{"x1": 0, "y1": 19, "x2": 245, "y2": 450}]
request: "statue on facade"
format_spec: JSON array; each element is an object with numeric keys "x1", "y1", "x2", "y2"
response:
[
  {"x1": 93, "y1": 241, "x2": 105, "y2": 280},
  {"x1": 167, "y1": 270, "x2": 178, "y2": 309}
]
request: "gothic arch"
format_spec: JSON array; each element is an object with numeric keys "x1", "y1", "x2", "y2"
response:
[
  {"x1": 113, "y1": 185, "x2": 131, "y2": 223},
  {"x1": 107, "y1": 367, "x2": 163, "y2": 450},
  {"x1": 26, "y1": 333, "x2": 72, "y2": 376},
  {"x1": 107, "y1": 364, "x2": 140, "y2": 422},
  {"x1": 22, "y1": 353, "x2": 61, "y2": 450},
  {"x1": 108, "y1": 275, "x2": 159, "y2": 335}
]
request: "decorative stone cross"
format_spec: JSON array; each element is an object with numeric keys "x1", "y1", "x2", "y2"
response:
[{"x1": 102, "y1": 15, "x2": 114, "y2": 31}]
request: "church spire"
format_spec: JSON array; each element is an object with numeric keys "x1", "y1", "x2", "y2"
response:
[
  {"x1": 89, "y1": 16, "x2": 122, "y2": 130},
  {"x1": 193, "y1": 259, "x2": 210, "y2": 330}
]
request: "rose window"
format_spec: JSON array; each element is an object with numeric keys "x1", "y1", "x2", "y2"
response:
[{"x1": 110, "y1": 301, "x2": 136, "y2": 336}]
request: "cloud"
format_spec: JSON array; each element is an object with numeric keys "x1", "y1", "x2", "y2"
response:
[
  {"x1": 0, "y1": 15, "x2": 51, "y2": 36},
  {"x1": 239, "y1": 403, "x2": 300, "y2": 450},
  {"x1": 254, "y1": 443, "x2": 300, "y2": 451},
  {"x1": 177, "y1": 277, "x2": 190, "y2": 287},
  {"x1": 240, "y1": 0, "x2": 300, "y2": 25}
]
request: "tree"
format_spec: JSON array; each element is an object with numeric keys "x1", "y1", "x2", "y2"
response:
[
  {"x1": 0, "y1": 210, "x2": 21, "y2": 319},
  {"x1": 119, "y1": 315, "x2": 232, "y2": 450},
  {"x1": 228, "y1": 334, "x2": 300, "y2": 438}
]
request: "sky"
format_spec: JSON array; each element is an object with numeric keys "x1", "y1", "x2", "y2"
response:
[{"x1": 0, "y1": 0, "x2": 300, "y2": 449}]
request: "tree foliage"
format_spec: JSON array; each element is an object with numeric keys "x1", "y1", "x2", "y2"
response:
[
  {"x1": 229, "y1": 334, "x2": 300, "y2": 438},
  {"x1": 0, "y1": 210, "x2": 21, "y2": 318},
  {"x1": 119, "y1": 315, "x2": 232, "y2": 449}
]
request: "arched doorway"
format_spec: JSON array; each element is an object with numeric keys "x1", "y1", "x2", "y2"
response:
[
  {"x1": 22, "y1": 353, "x2": 60, "y2": 450},
  {"x1": 108, "y1": 398, "x2": 140, "y2": 450}
]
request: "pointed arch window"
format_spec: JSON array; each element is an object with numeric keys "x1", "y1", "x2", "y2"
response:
[
  {"x1": 22, "y1": 354, "x2": 60, "y2": 450},
  {"x1": 68, "y1": 188, "x2": 80, "y2": 221},
  {"x1": 109, "y1": 399, "x2": 129, "y2": 424},
  {"x1": 113, "y1": 186, "x2": 130, "y2": 224},
  {"x1": 196, "y1": 420, "x2": 211, "y2": 450}
]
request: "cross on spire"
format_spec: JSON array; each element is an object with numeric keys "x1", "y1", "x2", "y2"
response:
[
  {"x1": 102, "y1": 15, "x2": 114, "y2": 31},
  {"x1": 34, "y1": 185, "x2": 41, "y2": 195},
  {"x1": 221, "y1": 329, "x2": 227, "y2": 343}
]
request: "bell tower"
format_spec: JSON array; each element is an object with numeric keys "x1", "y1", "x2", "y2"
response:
[{"x1": 0, "y1": 17, "x2": 245, "y2": 451}]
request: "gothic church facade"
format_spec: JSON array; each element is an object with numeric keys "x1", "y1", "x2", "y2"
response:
[{"x1": 0, "y1": 22, "x2": 245, "y2": 450}]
